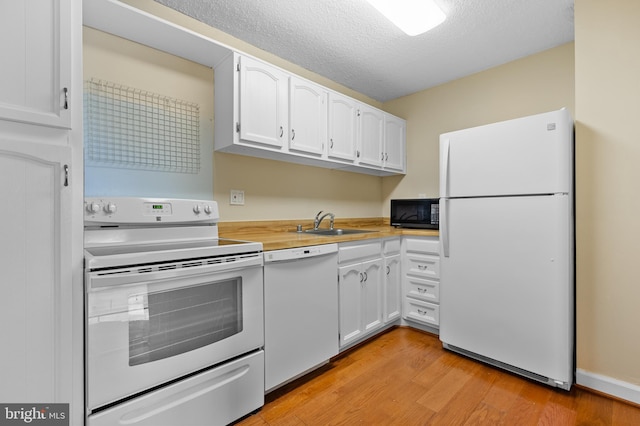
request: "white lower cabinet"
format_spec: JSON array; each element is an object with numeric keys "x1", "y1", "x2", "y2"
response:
[
  {"x1": 402, "y1": 237, "x2": 440, "y2": 328},
  {"x1": 0, "y1": 138, "x2": 74, "y2": 404},
  {"x1": 383, "y1": 238, "x2": 402, "y2": 323},
  {"x1": 338, "y1": 241, "x2": 383, "y2": 348}
]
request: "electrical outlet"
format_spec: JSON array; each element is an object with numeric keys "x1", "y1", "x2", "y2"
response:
[{"x1": 230, "y1": 190, "x2": 245, "y2": 205}]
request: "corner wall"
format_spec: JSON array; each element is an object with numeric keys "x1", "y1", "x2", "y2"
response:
[
  {"x1": 382, "y1": 43, "x2": 575, "y2": 214},
  {"x1": 574, "y1": 0, "x2": 640, "y2": 401}
]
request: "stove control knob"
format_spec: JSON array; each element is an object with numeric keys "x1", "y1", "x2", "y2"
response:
[
  {"x1": 204, "y1": 204, "x2": 212, "y2": 214},
  {"x1": 104, "y1": 202, "x2": 117, "y2": 214},
  {"x1": 86, "y1": 202, "x2": 101, "y2": 214},
  {"x1": 193, "y1": 204, "x2": 201, "y2": 214}
]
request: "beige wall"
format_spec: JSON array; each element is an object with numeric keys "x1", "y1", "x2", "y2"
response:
[
  {"x1": 575, "y1": 0, "x2": 640, "y2": 386},
  {"x1": 104, "y1": 0, "x2": 385, "y2": 222},
  {"x1": 381, "y1": 43, "x2": 575, "y2": 215}
]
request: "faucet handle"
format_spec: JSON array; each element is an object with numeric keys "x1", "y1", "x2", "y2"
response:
[{"x1": 314, "y1": 210, "x2": 323, "y2": 229}]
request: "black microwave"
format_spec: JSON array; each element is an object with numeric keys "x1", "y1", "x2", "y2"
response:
[{"x1": 390, "y1": 198, "x2": 439, "y2": 229}]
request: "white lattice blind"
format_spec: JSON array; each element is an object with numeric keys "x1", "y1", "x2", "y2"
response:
[{"x1": 83, "y1": 79, "x2": 200, "y2": 174}]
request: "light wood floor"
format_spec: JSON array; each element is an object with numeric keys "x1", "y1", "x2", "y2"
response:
[{"x1": 235, "y1": 327, "x2": 640, "y2": 425}]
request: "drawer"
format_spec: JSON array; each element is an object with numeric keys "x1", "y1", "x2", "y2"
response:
[
  {"x1": 405, "y1": 254, "x2": 440, "y2": 280},
  {"x1": 405, "y1": 276, "x2": 439, "y2": 303},
  {"x1": 403, "y1": 298, "x2": 439, "y2": 326},
  {"x1": 339, "y1": 241, "x2": 382, "y2": 264},
  {"x1": 88, "y1": 350, "x2": 264, "y2": 426},
  {"x1": 404, "y1": 237, "x2": 439, "y2": 256},
  {"x1": 383, "y1": 238, "x2": 401, "y2": 255}
]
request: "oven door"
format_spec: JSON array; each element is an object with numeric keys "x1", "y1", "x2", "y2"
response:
[{"x1": 86, "y1": 255, "x2": 263, "y2": 411}]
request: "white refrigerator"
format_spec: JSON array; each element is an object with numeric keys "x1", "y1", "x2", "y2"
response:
[{"x1": 439, "y1": 108, "x2": 574, "y2": 390}]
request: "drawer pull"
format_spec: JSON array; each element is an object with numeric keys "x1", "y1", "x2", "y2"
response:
[
  {"x1": 417, "y1": 265, "x2": 428, "y2": 271},
  {"x1": 417, "y1": 309, "x2": 428, "y2": 316},
  {"x1": 417, "y1": 288, "x2": 428, "y2": 294}
]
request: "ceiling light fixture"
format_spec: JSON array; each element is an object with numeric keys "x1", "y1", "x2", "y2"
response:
[{"x1": 365, "y1": 0, "x2": 446, "y2": 36}]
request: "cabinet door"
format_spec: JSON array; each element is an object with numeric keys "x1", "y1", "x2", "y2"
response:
[
  {"x1": 384, "y1": 114, "x2": 406, "y2": 172},
  {"x1": 0, "y1": 0, "x2": 71, "y2": 129},
  {"x1": 289, "y1": 76, "x2": 327, "y2": 155},
  {"x1": 239, "y1": 55, "x2": 288, "y2": 148},
  {"x1": 328, "y1": 92, "x2": 357, "y2": 161},
  {"x1": 358, "y1": 105, "x2": 384, "y2": 168},
  {"x1": 0, "y1": 138, "x2": 72, "y2": 402},
  {"x1": 361, "y1": 259, "x2": 383, "y2": 334},
  {"x1": 384, "y1": 254, "x2": 402, "y2": 323},
  {"x1": 338, "y1": 264, "x2": 363, "y2": 347}
]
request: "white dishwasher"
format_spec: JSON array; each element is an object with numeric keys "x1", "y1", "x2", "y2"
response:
[{"x1": 263, "y1": 243, "x2": 339, "y2": 392}]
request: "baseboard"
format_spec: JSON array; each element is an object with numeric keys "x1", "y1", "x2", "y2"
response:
[{"x1": 576, "y1": 369, "x2": 640, "y2": 405}]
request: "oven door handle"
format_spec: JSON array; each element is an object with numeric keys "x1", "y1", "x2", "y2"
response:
[{"x1": 87, "y1": 254, "x2": 262, "y2": 290}]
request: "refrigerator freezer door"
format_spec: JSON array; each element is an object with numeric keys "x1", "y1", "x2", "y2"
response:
[
  {"x1": 439, "y1": 195, "x2": 573, "y2": 385},
  {"x1": 440, "y1": 109, "x2": 573, "y2": 198}
]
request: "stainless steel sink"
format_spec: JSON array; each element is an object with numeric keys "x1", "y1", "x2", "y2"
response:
[{"x1": 300, "y1": 228, "x2": 378, "y2": 236}]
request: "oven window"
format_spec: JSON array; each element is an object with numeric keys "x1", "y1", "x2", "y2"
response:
[{"x1": 128, "y1": 278, "x2": 243, "y2": 366}]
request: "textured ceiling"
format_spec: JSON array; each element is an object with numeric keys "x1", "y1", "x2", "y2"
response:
[{"x1": 154, "y1": 0, "x2": 574, "y2": 102}]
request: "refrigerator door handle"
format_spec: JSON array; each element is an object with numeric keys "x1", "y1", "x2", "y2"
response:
[
  {"x1": 440, "y1": 138, "x2": 450, "y2": 197},
  {"x1": 441, "y1": 198, "x2": 449, "y2": 258}
]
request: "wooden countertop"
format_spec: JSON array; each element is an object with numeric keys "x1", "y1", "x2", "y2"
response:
[{"x1": 218, "y1": 218, "x2": 439, "y2": 251}]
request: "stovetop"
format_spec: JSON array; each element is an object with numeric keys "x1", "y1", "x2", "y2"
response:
[{"x1": 84, "y1": 197, "x2": 262, "y2": 270}]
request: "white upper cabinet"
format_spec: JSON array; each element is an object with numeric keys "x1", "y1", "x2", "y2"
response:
[
  {"x1": 357, "y1": 104, "x2": 384, "y2": 168},
  {"x1": 238, "y1": 55, "x2": 288, "y2": 148},
  {"x1": 214, "y1": 53, "x2": 405, "y2": 175},
  {"x1": 327, "y1": 92, "x2": 357, "y2": 162},
  {"x1": 0, "y1": 0, "x2": 71, "y2": 129},
  {"x1": 289, "y1": 76, "x2": 327, "y2": 156},
  {"x1": 384, "y1": 114, "x2": 406, "y2": 172}
]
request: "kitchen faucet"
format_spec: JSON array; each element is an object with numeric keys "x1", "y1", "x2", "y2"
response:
[{"x1": 314, "y1": 210, "x2": 335, "y2": 230}]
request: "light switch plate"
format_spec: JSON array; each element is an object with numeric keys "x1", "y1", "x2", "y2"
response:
[{"x1": 230, "y1": 190, "x2": 245, "y2": 205}]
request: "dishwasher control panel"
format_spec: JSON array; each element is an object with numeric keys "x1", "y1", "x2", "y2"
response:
[{"x1": 264, "y1": 244, "x2": 338, "y2": 262}]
